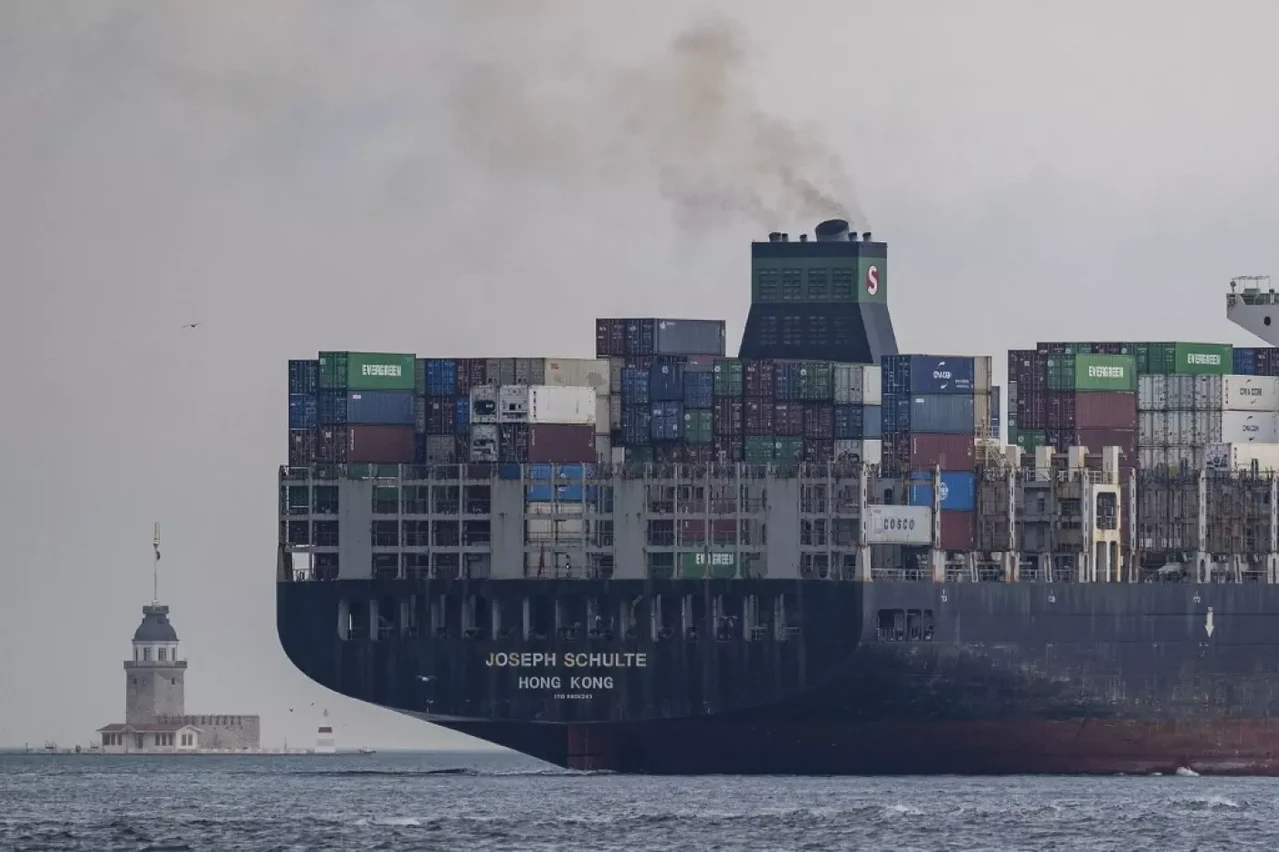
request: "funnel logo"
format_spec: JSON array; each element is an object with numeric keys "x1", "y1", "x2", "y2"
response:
[{"x1": 866, "y1": 265, "x2": 880, "y2": 295}]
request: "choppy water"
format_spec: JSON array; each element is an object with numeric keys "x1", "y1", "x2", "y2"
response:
[{"x1": 2, "y1": 750, "x2": 1276, "y2": 850}]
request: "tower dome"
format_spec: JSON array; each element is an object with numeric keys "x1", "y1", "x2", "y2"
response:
[{"x1": 133, "y1": 604, "x2": 179, "y2": 643}]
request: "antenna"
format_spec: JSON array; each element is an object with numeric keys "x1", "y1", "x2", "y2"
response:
[{"x1": 152, "y1": 522, "x2": 161, "y2": 604}]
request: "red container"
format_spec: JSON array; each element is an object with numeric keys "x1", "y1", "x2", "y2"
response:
[
  {"x1": 1009, "y1": 350, "x2": 1047, "y2": 394},
  {"x1": 1074, "y1": 392, "x2": 1136, "y2": 430},
  {"x1": 714, "y1": 398, "x2": 744, "y2": 436},
  {"x1": 774, "y1": 403, "x2": 804, "y2": 436},
  {"x1": 347, "y1": 425, "x2": 416, "y2": 464},
  {"x1": 940, "y1": 510, "x2": 975, "y2": 551},
  {"x1": 744, "y1": 400, "x2": 775, "y2": 436},
  {"x1": 1073, "y1": 427, "x2": 1137, "y2": 461},
  {"x1": 680, "y1": 518, "x2": 739, "y2": 543},
  {"x1": 744, "y1": 359, "x2": 775, "y2": 398},
  {"x1": 527, "y1": 424, "x2": 595, "y2": 463},
  {"x1": 1016, "y1": 393, "x2": 1048, "y2": 429},
  {"x1": 803, "y1": 403, "x2": 835, "y2": 440},
  {"x1": 714, "y1": 436, "x2": 744, "y2": 462},
  {"x1": 804, "y1": 439, "x2": 834, "y2": 462},
  {"x1": 907, "y1": 433, "x2": 976, "y2": 471}
]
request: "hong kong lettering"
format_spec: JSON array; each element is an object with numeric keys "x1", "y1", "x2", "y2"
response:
[
  {"x1": 361, "y1": 364, "x2": 402, "y2": 377},
  {"x1": 517, "y1": 676, "x2": 615, "y2": 690},
  {"x1": 485, "y1": 652, "x2": 648, "y2": 668}
]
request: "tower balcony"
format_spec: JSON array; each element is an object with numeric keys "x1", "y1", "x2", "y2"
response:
[{"x1": 124, "y1": 660, "x2": 188, "y2": 670}]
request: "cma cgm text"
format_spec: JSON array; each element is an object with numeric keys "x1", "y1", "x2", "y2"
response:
[
  {"x1": 1088, "y1": 366, "x2": 1125, "y2": 378},
  {"x1": 361, "y1": 364, "x2": 402, "y2": 377}
]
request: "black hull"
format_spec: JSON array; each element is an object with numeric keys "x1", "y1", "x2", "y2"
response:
[{"x1": 278, "y1": 579, "x2": 1279, "y2": 774}]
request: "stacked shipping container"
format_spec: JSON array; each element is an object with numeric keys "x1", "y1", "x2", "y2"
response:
[
  {"x1": 305, "y1": 352, "x2": 418, "y2": 464},
  {"x1": 1138, "y1": 374, "x2": 1279, "y2": 469},
  {"x1": 883, "y1": 354, "x2": 992, "y2": 551}
]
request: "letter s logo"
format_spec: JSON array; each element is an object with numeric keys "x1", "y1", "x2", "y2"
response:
[{"x1": 866, "y1": 265, "x2": 880, "y2": 295}]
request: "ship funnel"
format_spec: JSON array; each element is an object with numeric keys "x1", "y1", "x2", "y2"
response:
[
  {"x1": 862, "y1": 231, "x2": 873, "y2": 242},
  {"x1": 814, "y1": 218, "x2": 851, "y2": 242},
  {"x1": 768, "y1": 231, "x2": 781, "y2": 242},
  {"x1": 799, "y1": 233, "x2": 808, "y2": 242}
]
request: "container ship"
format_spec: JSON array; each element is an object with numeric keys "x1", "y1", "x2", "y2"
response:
[{"x1": 277, "y1": 220, "x2": 1279, "y2": 775}]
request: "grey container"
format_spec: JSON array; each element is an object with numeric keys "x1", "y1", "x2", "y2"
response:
[
  {"x1": 655, "y1": 319, "x2": 727, "y2": 357},
  {"x1": 909, "y1": 394, "x2": 976, "y2": 434}
]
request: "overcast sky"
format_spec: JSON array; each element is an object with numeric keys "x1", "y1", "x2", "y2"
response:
[{"x1": 3, "y1": 0, "x2": 1279, "y2": 750}]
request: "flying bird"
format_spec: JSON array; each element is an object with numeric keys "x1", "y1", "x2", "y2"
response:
[{"x1": 181, "y1": 322, "x2": 201, "y2": 329}]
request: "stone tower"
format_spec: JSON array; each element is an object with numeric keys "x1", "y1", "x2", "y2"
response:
[{"x1": 124, "y1": 603, "x2": 186, "y2": 725}]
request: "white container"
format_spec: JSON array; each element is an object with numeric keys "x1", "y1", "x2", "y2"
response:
[
  {"x1": 469, "y1": 424, "x2": 499, "y2": 462},
  {"x1": 834, "y1": 365, "x2": 881, "y2": 405},
  {"x1": 1163, "y1": 443, "x2": 1204, "y2": 469},
  {"x1": 425, "y1": 434, "x2": 460, "y2": 464},
  {"x1": 1138, "y1": 445, "x2": 1164, "y2": 469},
  {"x1": 834, "y1": 439, "x2": 881, "y2": 465},
  {"x1": 974, "y1": 355, "x2": 993, "y2": 394},
  {"x1": 608, "y1": 357, "x2": 626, "y2": 395},
  {"x1": 595, "y1": 394, "x2": 610, "y2": 435},
  {"x1": 529, "y1": 385, "x2": 596, "y2": 425},
  {"x1": 1221, "y1": 375, "x2": 1279, "y2": 412},
  {"x1": 1221, "y1": 410, "x2": 1279, "y2": 443},
  {"x1": 498, "y1": 385, "x2": 529, "y2": 423},
  {"x1": 470, "y1": 385, "x2": 498, "y2": 424},
  {"x1": 543, "y1": 358, "x2": 610, "y2": 395},
  {"x1": 1138, "y1": 411, "x2": 1163, "y2": 444},
  {"x1": 1204, "y1": 442, "x2": 1279, "y2": 472},
  {"x1": 864, "y1": 505, "x2": 932, "y2": 546},
  {"x1": 1138, "y1": 375, "x2": 1166, "y2": 412}
]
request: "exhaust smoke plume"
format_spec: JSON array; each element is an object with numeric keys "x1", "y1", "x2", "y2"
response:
[{"x1": 450, "y1": 15, "x2": 864, "y2": 229}]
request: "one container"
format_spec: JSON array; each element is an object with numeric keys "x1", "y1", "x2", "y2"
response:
[
  {"x1": 1142, "y1": 342, "x2": 1234, "y2": 375},
  {"x1": 347, "y1": 425, "x2": 416, "y2": 464},
  {"x1": 797, "y1": 362, "x2": 834, "y2": 401},
  {"x1": 990, "y1": 386, "x2": 1001, "y2": 439},
  {"x1": 425, "y1": 398, "x2": 457, "y2": 435},
  {"x1": 902, "y1": 433, "x2": 976, "y2": 471},
  {"x1": 595, "y1": 318, "x2": 626, "y2": 358},
  {"x1": 528, "y1": 424, "x2": 595, "y2": 463},
  {"x1": 683, "y1": 370, "x2": 715, "y2": 409},
  {"x1": 834, "y1": 439, "x2": 881, "y2": 464},
  {"x1": 289, "y1": 394, "x2": 317, "y2": 430},
  {"x1": 543, "y1": 358, "x2": 610, "y2": 395},
  {"x1": 744, "y1": 436, "x2": 775, "y2": 462},
  {"x1": 1204, "y1": 442, "x2": 1279, "y2": 472},
  {"x1": 649, "y1": 361, "x2": 686, "y2": 402},
  {"x1": 344, "y1": 352, "x2": 416, "y2": 391},
  {"x1": 654, "y1": 319, "x2": 727, "y2": 357},
  {"x1": 803, "y1": 403, "x2": 835, "y2": 440},
  {"x1": 346, "y1": 390, "x2": 415, "y2": 426},
  {"x1": 1234, "y1": 348, "x2": 1259, "y2": 376},
  {"x1": 316, "y1": 390, "x2": 347, "y2": 426},
  {"x1": 425, "y1": 359, "x2": 458, "y2": 397},
  {"x1": 682, "y1": 410, "x2": 714, "y2": 444},
  {"x1": 620, "y1": 407, "x2": 651, "y2": 446},
  {"x1": 882, "y1": 354, "x2": 978, "y2": 395},
  {"x1": 288, "y1": 360, "x2": 319, "y2": 395},
  {"x1": 774, "y1": 436, "x2": 805, "y2": 462},
  {"x1": 773, "y1": 403, "x2": 805, "y2": 436},
  {"x1": 621, "y1": 368, "x2": 650, "y2": 405},
  {"x1": 1221, "y1": 375, "x2": 1279, "y2": 411},
  {"x1": 650, "y1": 401, "x2": 684, "y2": 441},
  {"x1": 863, "y1": 505, "x2": 932, "y2": 546},
  {"x1": 468, "y1": 425, "x2": 498, "y2": 462},
  {"x1": 713, "y1": 398, "x2": 744, "y2": 436},
  {"x1": 471, "y1": 385, "x2": 499, "y2": 424},
  {"x1": 430, "y1": 433, "x2": 464, "y2": 463},
  {"x1": 1046, "y1": 353, "x2": 1136, "y2": 392},
  {"x1": 908, "y1": 394, "x2": 977, "y2": 434},
  {"x1": 939, "y1": 510, "x2": 975, "y2": 551},
  {"x1": 774, "y1": 363, "x2": 802, "y2": 401},
  {"x1": 1221, "y1": 410, "x2": 1279, "y2": 443},
  {"x1": 743, "y1": 360, "x2": 775, "y2": 398},
  {"x1": 908, "y1": 471, "x2": 977, "y2": 512},
  {"x1": 1014, "y1": 429, "x2": 1047, "y2": 453},
  {"x1": 498, "y1": 424, "x2": 530, "y2": 463},
  {"x1": 833, "y1": 364, "x2": 882, "y2": 405},
  {"x1": 1073, "y1": 392, "x2": 1137, "y2": 430},
  {"x1": 713, "y1": 360, "x2": 745, "y2": 396},
  {"x1": 834, "y1": 404, "x2": 882, "y2": 440},
  {"x1": 744, "y1": 400, "x2": 775, "y2": 436},
  {"x1": 1008, "y1": 350, "x2": 1048, "y2": 395},
  {"x1": 287, "y1": 429, "x2": 315, "y2": 467}
]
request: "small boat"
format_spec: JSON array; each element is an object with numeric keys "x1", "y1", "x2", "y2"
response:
[{"x1": 357, "y1": 747, "x2": 376, "y2": 755}]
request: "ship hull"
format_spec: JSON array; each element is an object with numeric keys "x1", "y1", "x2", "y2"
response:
[{"x1": 278, "y1": 579, "x2": 1279, "y2": 774}]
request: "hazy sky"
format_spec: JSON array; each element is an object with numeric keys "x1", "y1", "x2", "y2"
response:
[{"x1": 3, "y1": 0, "x2": 1279, "y2": 749}]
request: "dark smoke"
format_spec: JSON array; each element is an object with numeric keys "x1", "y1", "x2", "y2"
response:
[{"x1": 449, "y1": 15, "x2": 864, "y2": 229}]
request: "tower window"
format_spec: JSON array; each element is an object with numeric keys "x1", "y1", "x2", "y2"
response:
[
  {"x1": 780, "y1": 269, "x2": 803, "y2": 301},
  {"x1": 807, "y1": 268, "x2": 829, "y2": 299},
  {"x1": 159, "y1": 648, "x2": 167, "y2": 661},
  {"x1": 831, "y1": 269, "x2": 853, "y2": 299},
  {"x1": 143, "y1": 647, "x2": 151, "y2": 661},
  {"x1": 757, "y1": 269, "x2": 780, "y2": 301}
]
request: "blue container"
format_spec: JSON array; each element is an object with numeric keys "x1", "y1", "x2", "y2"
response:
[
  {"x1": 911, "y1": 394, "x2": 976, "y2": 434},
  {"x1": 346, "y1": 389, "x2": 415, "y2": 426},
  {"x1": 833, "y1": 404, "x2": 882, "y2": 439},
  {"x1": 288, "y1": 393, "x2": 317, "y2": 429},
  {"x1": 425, "y1": 359, "x2": 457, "y2": 397},
  {"x1": 455, "y1": 398, "x2": 470, "y2": 433},
  {"x1": 317, "y1": 390, "x2": 348, "y2": 426},
  {"x1": 1234, "y1": 348, "x2": 1258, "y2": 375},
  {"x1": 527, "y1": 484, "x2": 586, "y2": 502},
  {"x1": 498, "y1": 463, "x2": 523, "y2": 480},
  {"x1": 621, "y1": 368, "x2": 650, "y2": 405},
  {"x1": 288, "y1": 360, "x2": 318, "y2": 395},
  {"x1": 649, "y1": 361, "x2": 686, "y2": 402},
  {"x1": 527, "y1": 463, "x2": 592, "y2": 481},
  {"x1": 683, "y1": 370, "x2": 715, "y2": 409},
  {"x1": 880, "y1": 394, "x2": 911, "y2": 434},
  {"x1": 650, "y1": 401, "x2": 684, "y2": 441},
  {"x1": 882, "y1": 355, "x2": 977, "y2": 395},
  {"x1": 774, "y1": 363, "x2": 801, "y2": 401},
  {"x1": 909, "y1": 471, "x2": 977, "y2": 512},
  {"x1": 621, "y1": 407, "x2": 651, "y2": 446}
]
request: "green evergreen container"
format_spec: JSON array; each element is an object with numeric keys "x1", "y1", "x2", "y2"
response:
[
  {"x1": 679, "y1": 551, "x2": 737, "y2": 579},
  {"x1": 1046, "y1": 354, "x2": 1136, "y2": 392}
]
